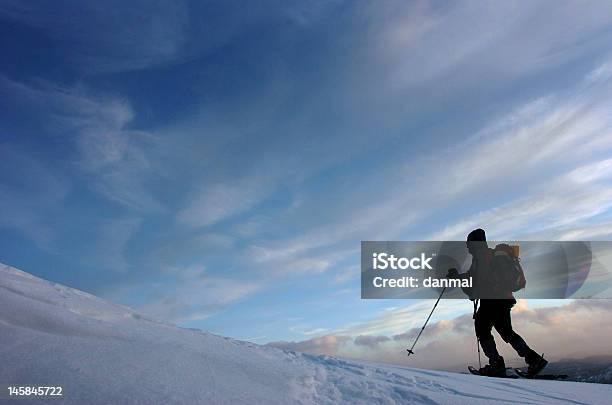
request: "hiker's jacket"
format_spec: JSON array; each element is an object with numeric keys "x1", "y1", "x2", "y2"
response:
[{"x1": 459, "y1": 249, "x2": 515, "y2": 300}]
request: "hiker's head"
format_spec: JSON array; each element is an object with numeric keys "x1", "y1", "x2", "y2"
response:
[{"x1": 466, "y1": 228, "x2": 487, "y2": 255}]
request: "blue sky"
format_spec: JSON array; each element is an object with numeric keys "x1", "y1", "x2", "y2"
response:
[{"x1": 2, "y1": 1, "x2": 612, "y2": 362}]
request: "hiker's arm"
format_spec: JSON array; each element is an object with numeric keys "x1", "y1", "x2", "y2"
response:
[
  {"x1": 447, "y1": 268, "x2": 473, "y2": 298},
  {"x1": 447, "y1": 268, "x2": 470, "y2": 279}
]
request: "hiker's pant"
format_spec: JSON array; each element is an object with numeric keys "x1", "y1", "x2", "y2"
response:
[{"x1": 475, "y1": 299, "x2": 534, "y2": 360}]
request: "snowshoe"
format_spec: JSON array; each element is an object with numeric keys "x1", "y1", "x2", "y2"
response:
[
  {"x1": 514, "y1": 368, "x2": 567, "y2": 380},
  {"x1": 468, "y1": 365, "x2": 518, "y2": 378}
]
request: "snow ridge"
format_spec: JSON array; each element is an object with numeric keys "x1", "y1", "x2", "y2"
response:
[{"x1": 1, "y1": 263, "x2": 610, "y2": 404}]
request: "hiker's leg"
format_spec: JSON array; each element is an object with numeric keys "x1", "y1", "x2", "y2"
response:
[
  {"x1": 494, "y1": 303, "x2": 539, "y2": 362},
  {"x1": 475, "y1": 305, "x2": 500, "y2": 360}
]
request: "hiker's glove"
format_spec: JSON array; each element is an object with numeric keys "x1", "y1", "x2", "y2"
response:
[{"x1": 447, "y1": 268, "x2": 459, "y2": 279}]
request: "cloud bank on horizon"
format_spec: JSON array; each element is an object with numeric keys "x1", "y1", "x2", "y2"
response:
[
  {"x1": 1, "y1": 0, "x2": 612, "y2": 352},
  {"x1": 268, "y1": 299, "x2": 612, "y2": 370}
]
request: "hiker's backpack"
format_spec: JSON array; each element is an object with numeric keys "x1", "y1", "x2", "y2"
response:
[{"x1": 492, "y1": 243, "x2": 526, "y2": 292}]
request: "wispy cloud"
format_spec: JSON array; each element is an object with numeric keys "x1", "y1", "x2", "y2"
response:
[
  {"x1": 139, "y1": 276, "x2": 261, "y2": 323},
  {"x1": 178, "y1": 175, "x2": 271, "y2": 228},
  {"x1": 366, "y1": 1, "x2": 612, "y2": 96},
  {"x1": 431, "y1": 166, "x2": 612, "y2": 241},
  {"x1": 237, "y1": 60, "x2": 612, "y2": 282},
  {"x1": 1, "y1": 76, "x2": 165, "y2": 212}
]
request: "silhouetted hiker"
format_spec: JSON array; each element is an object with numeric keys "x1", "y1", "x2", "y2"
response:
[{"x1": 447, "y1": 228, "x2": 547, "y2": 377}]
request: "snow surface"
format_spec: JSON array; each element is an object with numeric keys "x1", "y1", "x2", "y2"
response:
[{"x1": 1, "y1": 263, "x2": 610, "y2": 405}]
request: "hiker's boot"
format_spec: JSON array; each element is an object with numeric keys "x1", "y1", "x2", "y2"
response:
[
  {"x1": 479, "y1": 356, "x2": 506, "y2": 377},
  {"x1": 526, "y1": 352, "x2": 548, "y2": 376}
]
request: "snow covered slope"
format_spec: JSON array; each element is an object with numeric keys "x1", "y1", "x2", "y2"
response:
[{"x1": 1, "y1": 264, "x2": 610, "y2": 405}]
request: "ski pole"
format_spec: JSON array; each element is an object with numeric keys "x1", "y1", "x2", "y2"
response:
[
  {"x1": 476, "y1": 335, "x2": 482, "y2": 369},
  {"x1": 407, "y1": 287, "x2": 446, "y2": 356},
  {"x1": 473, "y1": 299, "x2": 482, "y2": 368}
]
